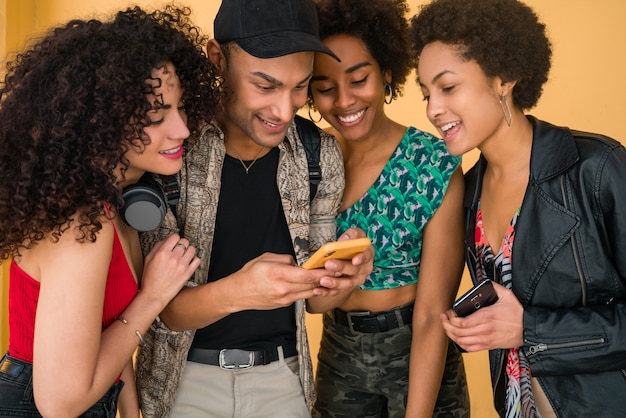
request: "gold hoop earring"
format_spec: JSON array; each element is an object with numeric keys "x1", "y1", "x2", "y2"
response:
[
  {"x1": 499, "y1": 94, "x2": 512, "y2": 127},
  {"x1": 384, "y1": 84, "x2": 393, "y2": 105},
  {"x1": 308, "y1": 102, "x2": 322, "y2": 123}
]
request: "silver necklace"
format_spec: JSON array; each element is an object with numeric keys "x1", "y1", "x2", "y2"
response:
[{"x1": 230, "y1": 144, "x2": 266, "y2": 174}]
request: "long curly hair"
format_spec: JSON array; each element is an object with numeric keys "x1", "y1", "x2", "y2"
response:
[
  {"x1": 409, "y1": 0, "x2": 552, "y2": 110},
  {"x1": 313, "y1": 0, "x2": 414, "y2": 99},
  {"x1": 0, "y1": 6, "x2": 220, "y2": 259}
]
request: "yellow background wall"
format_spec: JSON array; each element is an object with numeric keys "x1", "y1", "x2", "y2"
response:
[{"x1": 1, "y1": 1, "x2": 624, "y2": 417}]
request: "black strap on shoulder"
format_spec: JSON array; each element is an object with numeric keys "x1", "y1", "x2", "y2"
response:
[
  {"x1": 162, "y1": 174, "x2": 180, "y2": 213},
  {"x1": 294, "y1": 115, "x2": 322, "y2": 202}
]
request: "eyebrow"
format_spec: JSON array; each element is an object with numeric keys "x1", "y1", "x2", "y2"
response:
[
  {"x1": 311, "y1": 61, "x2": 372, "y2": 82},
  {"x1": 251, "y1": 71, "x2": 312, "y2": 87},
  {"x1": 419, "y1": 70, "x2": 454, "y2": 87},
  {"x1": 150, "y1": 103, "x2": 171, "y2": 111}
]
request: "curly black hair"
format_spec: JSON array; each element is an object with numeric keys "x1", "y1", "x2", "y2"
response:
[
  {"x1": 313, "y1": 0, "x2": 414, "y2": 99},
  {"x1": 409, "y1": 0, "x2": 551, "y2": 110},
  {"x1": 0, "y1": 6, "x2": 220, "y2": 259}
]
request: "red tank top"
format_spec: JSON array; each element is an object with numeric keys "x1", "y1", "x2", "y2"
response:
[{"x1": 8, "y1": 223, "x2": 138, "y2": 362}]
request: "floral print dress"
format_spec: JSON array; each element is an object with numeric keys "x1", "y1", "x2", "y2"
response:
[{"x1": 475, "y1": 205, "x2": 541, "y2": 418}]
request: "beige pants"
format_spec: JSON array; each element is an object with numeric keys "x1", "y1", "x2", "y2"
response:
[{"x1": 170, "y1": 348, "x2": 310, "y2": 418}]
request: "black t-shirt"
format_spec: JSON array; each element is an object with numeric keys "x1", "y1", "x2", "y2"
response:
[{"x1": 191, "y1": 147, "x2": 297, "y2": 353}]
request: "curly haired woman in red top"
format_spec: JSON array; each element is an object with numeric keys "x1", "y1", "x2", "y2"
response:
[{"x1": 0, "y1": 6, "x2": 219, "y2": 417}]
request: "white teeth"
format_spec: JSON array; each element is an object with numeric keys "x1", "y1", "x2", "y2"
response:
[
  {"x1": 441, "y1": 121, "x2": 460, "y2": 132},
  {"x1": 263, "y1": 119, "x2": 278, "y2": 128},
  {"x1": 338, "y1": 110, "x2": 365, "y2": 123},
  {"x1": 161, "y1": 147, "x2": 180, "y2": 155}
]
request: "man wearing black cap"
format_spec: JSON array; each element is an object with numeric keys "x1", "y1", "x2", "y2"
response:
[{"x1": 135, "y1": 0, "x2": 373, "y2": 417}]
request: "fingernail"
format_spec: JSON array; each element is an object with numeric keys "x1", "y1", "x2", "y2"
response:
[{"x1": 326, "y1": 260, "x2": 338, "y2": 270}]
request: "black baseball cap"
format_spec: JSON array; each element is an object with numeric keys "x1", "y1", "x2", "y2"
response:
[{"x1": 214, "y1": 0, "x2": 340, "y2": 61}]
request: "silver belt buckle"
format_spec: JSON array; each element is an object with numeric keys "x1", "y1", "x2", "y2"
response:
[
  {"x1": 219, "y1": 349, "x2": 254, "y2": 370},
  {"x1": 345, "y1": 311, "x2": 371, "y2": 333}
]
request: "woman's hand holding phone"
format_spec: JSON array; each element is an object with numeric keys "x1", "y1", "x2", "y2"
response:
[
  {"x1": 452, "y1": 279, "x2": 498, "y2": 317},
  {"x1": 442, "y1": 280, "x2": 525, "y2": 352}
]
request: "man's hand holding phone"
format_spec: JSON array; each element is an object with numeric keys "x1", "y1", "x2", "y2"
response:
[
  {"x1": 304, "y1": 230, "x2": 373, "y2": 313},
  {"x1": 302, "y1": 237, "x2": 372, "y2": 270}
]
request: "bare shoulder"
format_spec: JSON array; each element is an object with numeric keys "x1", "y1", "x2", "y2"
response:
[{"x1": 16, "y1": 213, "x2": 115, "y2": 282}]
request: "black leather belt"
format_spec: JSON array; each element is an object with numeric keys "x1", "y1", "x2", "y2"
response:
[
  {"x1": 187, "y1": 346, "x2": 296, "y2": 370},
  {"x1": 332, "y1": 303, "x2": 414, "y2": 333}
]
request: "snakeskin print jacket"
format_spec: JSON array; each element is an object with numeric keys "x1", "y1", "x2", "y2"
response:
[{"x1": 135, "y1": 120, "x2": 344, "y2": 417}]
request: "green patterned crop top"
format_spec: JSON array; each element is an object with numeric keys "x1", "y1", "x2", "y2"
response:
[{"x1": 336, "y1": 127, "x2": 460, "y2": 290}]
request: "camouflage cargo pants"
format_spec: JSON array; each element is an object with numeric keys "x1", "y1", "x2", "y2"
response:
[{"x1": 312, "y1": 311, "x2": 469, "y2": 418}]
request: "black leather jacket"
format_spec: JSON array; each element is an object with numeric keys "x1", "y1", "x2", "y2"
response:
[{"x1": 464, "y1": 116, "x2": 626, "y2": 417}]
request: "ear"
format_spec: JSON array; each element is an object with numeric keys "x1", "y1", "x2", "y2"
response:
[
  {"x1": 382, "y1": 69, "x2": 392, "y2": 86},
  {"x1": 499, "y1": 78, "x2": 517, "y2": 97},
  {"x1": 207, "y1": 39, "x2": 227, "y2": 72}
]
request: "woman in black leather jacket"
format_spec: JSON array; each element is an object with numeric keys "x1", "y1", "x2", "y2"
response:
[{"x1": 409, "y1": 0, "x2": 626, "y2": 416}]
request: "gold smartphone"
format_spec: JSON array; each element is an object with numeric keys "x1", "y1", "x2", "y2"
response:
[{"x1": 301, "y1": 237, "x2": 372, "y2": 269}]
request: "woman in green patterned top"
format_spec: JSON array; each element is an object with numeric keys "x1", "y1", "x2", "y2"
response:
[{"x1": 308, "y1": 0, "x2": 469, "y2": 416}]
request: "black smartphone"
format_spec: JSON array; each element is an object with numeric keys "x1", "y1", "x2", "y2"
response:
[{"x1": 452, "y1": 279, "x2": 498, "y2": 317}]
